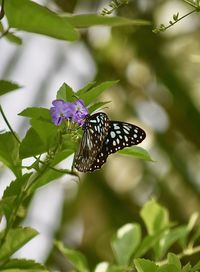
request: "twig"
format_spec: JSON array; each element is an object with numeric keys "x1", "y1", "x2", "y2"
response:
[
  {"x1": 156, "y1": 245, "x2": 200, "y2": 266},
  {"x1": 0, "y1": 105, "x2": 21, "y2": 143}
]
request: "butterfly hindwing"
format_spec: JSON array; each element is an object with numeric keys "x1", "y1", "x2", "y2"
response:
[
  {"x1": 88, "y1": 121, "x2": 146, "y2": 172},
  {"x1": 73, "y1": 112, "x2": 110, "y2": 172}
]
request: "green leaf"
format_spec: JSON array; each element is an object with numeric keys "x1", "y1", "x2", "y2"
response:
[
  {"x1": 76, "y1": 81, "x2": 96, "y2": 96},
  {"x1": 0, "y1": 197, "x2": 15, "y2": 224},
  {"x1": 0, "y1": 132, "x2": 21, "y2": 176},
  {"x1": 0, "y1": 258, "x2": 48, "y2": 271},
  {"x1": 55, "y1": 240, "x2": 89, "y2": 272},
  {"x1": 88, "y1": 101, "x2": 111, "y2": 114},
  {"x1": 168, "y1": 253, "x2": 181, "y2": 270},
  {"x1": 30, "y1": 119, "x2": 58, "y2": 149},
  {"x1": 140, "y1": 199, "x2": 169, "y2": 235},
  {"x1": 5, "y1": 32, "x2": 23, "y2": 45},
  {"x1": 157, "y1": 264, "x2": 180, "y2": 272},
  {"x1": 79, "y1": 80, "x2": 118, "y2": 106},
  {"x1": 3, "y1": 173, "x2": 31, "y2": 199},
  {"x1": 0, "y1": 80, "x2": 22, "y2": 96},
  {"x1": 106, "y1": 265, "x2": 126, "y2": 272},
  {"x1": 64, "y1": 14, "x2": 151, "y2": 28},
  {"x1": 0, "y1": 227, "x2": 38, "y2": 261},
  {"x1": 94, "y1": 262, "x2": 126, "y2": 272},
  {"x1": 50, "y1": 149, "x2": 74, "y2": 167},
  {"x1": 19, "y1": 128, "x2": 46, "y2": 159},
  {"x1": 19, "y1": 107, "x2": 51, "y2": 122},
  {"x1": 2, "y1": 173, "x2": 32, "y2": 221},
  {"x1": 182, "y1": 263, "x2": 191, "y2": 272},
  {"x1": 4, "y1": 0, "x2": 79, "y2": 41},
  {"x1": 56, "y1": 83, "x2": 75, "y2": 102},
  {"x1": 28, "y1": 168, "x2": 65, "y2": 194},
  {"x1": 157, "y1": 226, "x2": 188, "y2": 259},
  {"x1": 118, "y1": 146, "x2": 152, "y2": 161},
  {"x1": 134, "y1": 228, "x2": 167, "y2": 258},
  {"x1": 134, "y1": 258, "x2": 158, "y2": 272},
  {"x1": 111, "y1": 223, "x2": 141, "y2": 265},
  {"x1": 191, "y1": 260, "x2": 200, "y2": 272}
]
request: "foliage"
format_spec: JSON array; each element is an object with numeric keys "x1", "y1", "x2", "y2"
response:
[
  {"x1": 153, "y1": 0, "x2": 200, "y2": 33},
  {"x1": 0, "y1": 78, "x2": 150, "y2": 270},
  {"x1": 55, "y1": 200, "x2": 200, "y2": 272},
  {"x1": 0, "y1": 0, "x2": 200, "y2": 271}
]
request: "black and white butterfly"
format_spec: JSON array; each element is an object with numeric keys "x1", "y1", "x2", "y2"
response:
[{"x1": 73, "y1": 112, "x2": 146, "y2": 172}]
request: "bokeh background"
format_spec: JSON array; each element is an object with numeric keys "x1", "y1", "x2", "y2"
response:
[{"x1": 1, "y1": 0, "x2": 200, "y2": 271}]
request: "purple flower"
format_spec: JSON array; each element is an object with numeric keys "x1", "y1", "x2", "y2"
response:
[
  {"x1": 50, "y1": 99, "x2": 75, "y2": 126},
  {"x1": 50, "y1": 99, "x2": 88, "y2": 127},
  {"x1": 71, "y1": 99, "x2": 88, "y2": 126}
]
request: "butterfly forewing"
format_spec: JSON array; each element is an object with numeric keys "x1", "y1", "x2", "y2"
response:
[
  {"x1": 73, "y1": 112, "x2": 110, "y2": 172},
  {"x1": 88, "y1": 121, "x2": 146, "y2": 172}
]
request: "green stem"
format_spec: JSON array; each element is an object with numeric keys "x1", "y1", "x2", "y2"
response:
[
  {"x1": 163, "y1": 9, "x2": 197, "y2": 31},
  {"x1": 0, "y1": 105, "x2": 20, "y2": 143},
  {"x1": 156, "y1": 245, "x2": 200, "y2": 265},
  {"x1": 183, "y1": 0, "x2": 200, "y2": 8},
  {"x1": 0, "y1": 105, "x2": 78, "y2": 177}
]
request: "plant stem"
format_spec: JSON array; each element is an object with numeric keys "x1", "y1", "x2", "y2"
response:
[
  {"x1": 163, "y1": 9, "x2": 197, "y2": 31},
  {"x1": 0, "y1": 105, "x2": 78, "y2": 177},
  {"x1": 156, "y1": 245, "x2": 200, "y2": 265},
  {"x1": 0, "y1": 105, "x2": 21, "y2": 143}
]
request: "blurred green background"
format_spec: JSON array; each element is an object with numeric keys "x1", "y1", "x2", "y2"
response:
[{"x1": 1, "y1": 0, "x2": 200, "y2": 271}]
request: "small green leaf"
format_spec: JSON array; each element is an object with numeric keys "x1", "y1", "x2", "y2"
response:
[
  {"x1": 157, "y1": 264, "x2": 180, "y2": 272},
  {"x1": 134, "y1": 258, "x2": 158, "y2": 272},
  {"x1": 111, "y1": 223, "x2": 141, "y2": 265},
  {"x1": 106, "y1": 265, "x2": 126, "y2": 272},
  {"x1": 0, "y1": 227, "x2": 38, "y2": 261},
  {"x1": 118, "y1": 146, "x2": 152, "y2": 161},
  {"x1": 168, "y1": 253, "x2": 181, "y2": 270},
  {"x1": 79, "y1": 80, "x2": 119, "y2": 106},
  {"x1": 0, "y1": 80, "x2": 22, "y2": 96},
  {"x1": 134, "y1": 228, "x2": 167, "y2": 258},
  {"x1": 2, "y1": 173, "x2": 32, "y2": 221},
  {"x1": 0, "y1": 197, "x2": 15, "y2": 223},
  {"x1": 140, "y1": 199, "x2": 169, "y2": 235},
  {"x1": 157, "y1": 226, "x2": 188, "y2": 259},
  {"x1": 5, "y1": 32, "x2": 23, "y2": 45},
  {"x1": 28, "y1": 168, "x2": 65, "y2": 194},
  {"x1": 88, "y1": 101, "x2": 111, "y2": 114},
  {"x1": 76, "y1": 81, "x2": 96, "y2": 96},
  {"x1": 51, "y1": 149, "x2": 74, "y2": 167},
  {"x1": 191, "y1": 260, "x2": 200, "y2": 272},
  {"x1": 55, "y1": 240, "x2": 89, "y2": 272},
  {"x1": 5, "y1": 0, "x2": 79, "y2": 41},
  {"x1": 182, "y1": 263, "x2": 191, "y2": 272},
  {"x1": 0, "y1": 258, "x2": 48, "y2": 271},
  {"x1": 64, "y1": 14, "x2": 151, "y2": 28},
  {"x1": 19, "y1": 107, "x2": 51, "y2": 122},
  {"x1": 19, "y1": 128, "x2": 46, "y2": 159},
  {"x1": 30, "y1": 119, "x2": 58, "y2": 149},
  {"x1": 56, "y1": 83, "x2": 75, "y2": 102},
  {"x1": 0, "y1": 132, "x2": 21, "y2": 176}
]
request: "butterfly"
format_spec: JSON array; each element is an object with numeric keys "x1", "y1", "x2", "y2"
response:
[{"x1": 73, "y1": 112, "x2": 146, "y2": 172}]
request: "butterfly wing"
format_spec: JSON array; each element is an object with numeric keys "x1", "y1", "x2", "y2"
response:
[
  {"x1": 88, "y1": 121, "x2": 146, "y2": 172},
  {"x1": 73, "y1": 112, "x2": 110, "y2": 172}
]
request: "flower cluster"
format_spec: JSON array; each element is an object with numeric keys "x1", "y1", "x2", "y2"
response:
[{"x1": 50, "y1": 99, "x2": 88, "y2": 127}]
